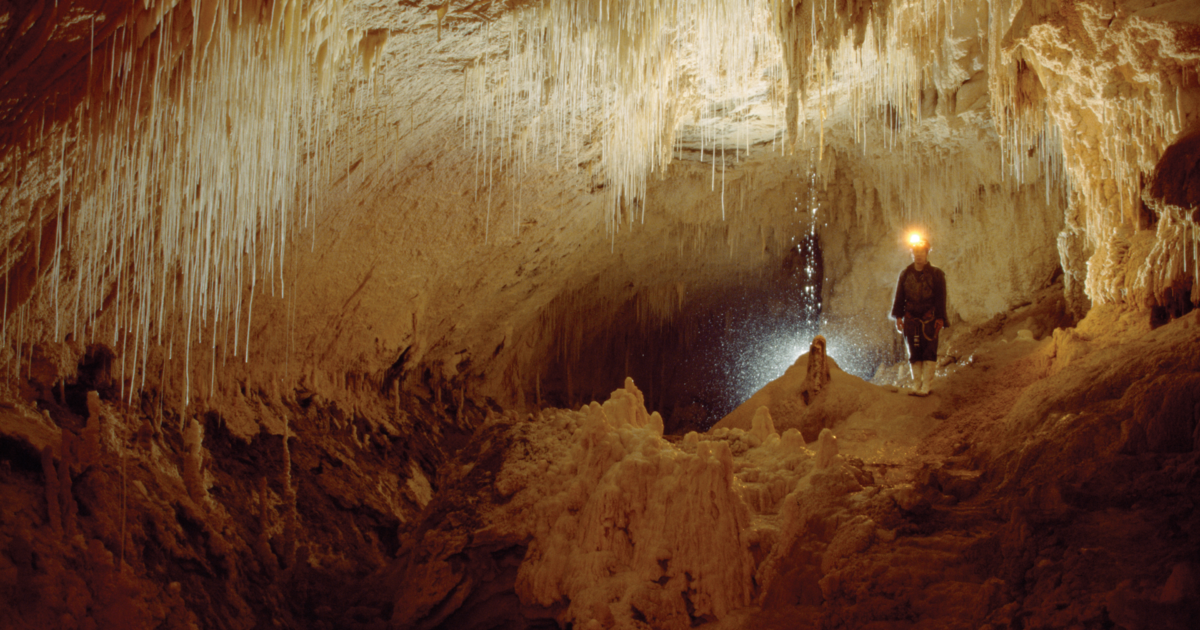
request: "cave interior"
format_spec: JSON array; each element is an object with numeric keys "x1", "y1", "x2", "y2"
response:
[{"x1": 0, "y1": 0, "x2": 1199, "y2": 629}]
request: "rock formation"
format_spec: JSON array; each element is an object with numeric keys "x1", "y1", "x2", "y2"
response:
[{"x1": 0, "y1": 0, "x2": 1198, "y2": 629}]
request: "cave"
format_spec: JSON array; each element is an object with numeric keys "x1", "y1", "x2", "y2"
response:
[{"x1": 0, "y1": 1, "x2": 1198, "y2": 629}]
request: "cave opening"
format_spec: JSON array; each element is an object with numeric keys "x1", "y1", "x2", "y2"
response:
[{"x1": 536, "y1": 230, "x2": 840, "y2": 433}]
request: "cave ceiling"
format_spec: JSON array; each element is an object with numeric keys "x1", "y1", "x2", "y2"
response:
[{"x1": 0, "y1": 0, "x2": 1197, "y2": 413}]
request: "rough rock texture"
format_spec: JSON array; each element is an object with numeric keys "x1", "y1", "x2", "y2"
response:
[
  {"x1": 371, "y1": 297, "x2": 1200, "y2": 630},
  {"x1": 0, "y1": 0, "x2": 1199, "y2": 628},
  {"x1": 713, "y1": 347, "x2": 880, "y2": 442},
  {"x1": 0, "y1": 360, "x2": 480, "y2": 629},
  {"x1": 1, "y1": 269, "x2": 1199, "y2": 630},
  {"x1": 387, "y1": 379, "x2": 759, "y2": 630}
]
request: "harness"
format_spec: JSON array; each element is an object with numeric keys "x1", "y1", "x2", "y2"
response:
[{"x1": 913, "y1": 313, "x2": 938, "y2": 343}]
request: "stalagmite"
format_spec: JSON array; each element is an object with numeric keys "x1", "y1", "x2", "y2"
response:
[
  {"x1": 801, "y1": 334, "x2": 830, "y2": 404},
  {"x1": 814, "y1": 427, "x2": 838, "y2": 470}
]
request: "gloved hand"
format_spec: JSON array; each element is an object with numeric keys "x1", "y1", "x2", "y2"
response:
[
  {"x1": 896, "y1": 318, "x2": 904, "y2": 333},
  {"x1": 934, "y1": 319, "x2": 944, "y2": 334}
]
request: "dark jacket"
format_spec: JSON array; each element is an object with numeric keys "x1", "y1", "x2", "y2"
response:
[{"x1": 891, "y1": 263, "x2": 948, "y2": 323}]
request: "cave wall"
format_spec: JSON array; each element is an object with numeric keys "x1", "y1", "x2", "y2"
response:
[
  {"x1": 999, "y1": 0, "x2": 1200, "y2": 311},
  {"x1": 804, "y1": 143, "x2": 1067, "y2": 370},
  {"x1": 0, "y1": 339, "x2": 480, "y2": 628}
]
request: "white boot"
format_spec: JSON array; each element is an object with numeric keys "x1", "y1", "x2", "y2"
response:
[
  {"x1": 906, "y1": 362, "x2": 922, "y2": 395},
  {"x1": 917, "y1": 361, "x2": 936, "y2": 396}
]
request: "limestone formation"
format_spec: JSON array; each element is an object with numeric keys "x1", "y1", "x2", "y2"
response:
[
  {"x1": 814, "y1": 428, "x2": 839, "y2": 471},
  {"x1": 0, "y1": 0, "x2": 1198, "y2": 629},
  {"x1": 800, "y1": 335, "x2": 831, "y2": 405}
]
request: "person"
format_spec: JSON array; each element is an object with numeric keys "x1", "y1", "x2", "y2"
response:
[{"x1": 890, "y1": 233, "x2": 947, "y2": 396}]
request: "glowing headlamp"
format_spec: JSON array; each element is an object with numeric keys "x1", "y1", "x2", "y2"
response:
[{"x1": 907, "y1": 232, "x2": 928, "y2": 249}]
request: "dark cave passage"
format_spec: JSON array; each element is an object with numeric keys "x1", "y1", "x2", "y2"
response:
[{"x1": 537, "y1": 233, "x2": 835, "y2": 433}]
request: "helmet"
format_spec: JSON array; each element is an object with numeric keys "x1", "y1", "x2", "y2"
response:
[{"x1": 907, "y1": 231, "x2": 929, "y2": 251}]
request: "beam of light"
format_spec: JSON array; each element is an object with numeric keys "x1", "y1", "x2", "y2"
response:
[
  {"x1": 720, "y1": 323, "x2": 885, "y2": 415},
  {"x1": 721, "y1": 322, "x2": 816, "y2": 410}
]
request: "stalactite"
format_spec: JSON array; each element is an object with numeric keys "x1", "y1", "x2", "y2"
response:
[
  {"x1": 461, "y1": 0, "x2": 781, "y2": 233},
  {"x1": 0, "y1": 0, "x2": 382, "y2": 400}
]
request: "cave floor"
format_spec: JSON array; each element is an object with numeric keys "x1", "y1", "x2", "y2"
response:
[
  {"x1": 1, "y1": 304, "x2": 1196, "y2": 630},
  {"x1": 836, "y1": 335, "x2": 1047, "y2": 485},
  {"x1": 696, "y1": 306, "x2": 1200, "y2": 629}
]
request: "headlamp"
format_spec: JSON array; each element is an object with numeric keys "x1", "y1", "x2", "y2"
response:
[{"x1": 907, "y1": 232, "x2": 928, "y2": 249}]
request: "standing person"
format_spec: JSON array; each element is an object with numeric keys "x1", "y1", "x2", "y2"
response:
[{"x1": 891, "y1": 233, "x2": 947, "y2": 396}]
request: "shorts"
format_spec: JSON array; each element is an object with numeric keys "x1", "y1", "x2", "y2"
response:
[{"x1": 904, "y1": 316, "x2": 940, "y2": 363}]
